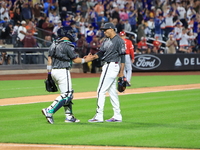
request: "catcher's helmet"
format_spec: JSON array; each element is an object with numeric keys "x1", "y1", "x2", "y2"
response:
[{"x1": 57, "y1": 26, "x2": 76, "y2": 42}]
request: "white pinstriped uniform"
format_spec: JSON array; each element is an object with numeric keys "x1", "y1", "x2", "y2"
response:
[{"x1": 91, "y1": 35, "x2": 126, "y2": 121}]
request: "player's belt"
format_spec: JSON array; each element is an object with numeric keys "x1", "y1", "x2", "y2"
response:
[
  {"x1": 53, "y1": 67, "x2": 70, "y2": 70},
  {"x1": 105, "y1": 62, "x2": 118, "y2": 64}
]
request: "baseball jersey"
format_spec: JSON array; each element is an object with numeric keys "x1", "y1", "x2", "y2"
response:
[
  {"x1": 153, "y1": 40, "x2": 161, "y2": 50},
  {"x1": 17, "y1": 26, "x2": 27, "y2": 41},
  {"x1": 179, "y1": 33, "x2": 190, "y2": 47},
  {"x1": 165, "y1": 15, "x2": 174, "y2": 28},
  {"x1": 97, "y1": 35, "x2": 126, "y2": 63},
  {"x1": 177, "y1": 6, "x2": 186, "y2": 20},
  {"x1": 124, "y1": 38, "x2": 134, "y2": 59},
  {"x1": 188, "y1": 20, "x2": 194, "y2": 32},
  {"x1": 137, "y1": 41, "x2": 148, "y2": 50},
  {"x1": 86, "y1": 30, "x2": 96, "y2": 44},
  {"x1": 174, "y1": 26, "x2": 182, "y2": 40},
  {"x1": 48, "y1": 39, "x2": 78, "y2": 69}
]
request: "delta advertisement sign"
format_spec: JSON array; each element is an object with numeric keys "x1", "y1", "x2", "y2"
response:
[
  {"x1": 174, "y1": 57, "x2": 200, "y2": 66},
  {"x1": 132, "y1": 54, "x2": 200, "y2": 71}
]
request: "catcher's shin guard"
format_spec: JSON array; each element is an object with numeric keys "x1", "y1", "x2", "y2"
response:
[
  {"x1": 47, "y1": 90, "x2": 74, "y2": 114},
  {"x1": 64, "y1": 102, "x2": 73, "y2": 114},
  {"x1": 64, "y1": 90, "x2": 74, "y2": 114}
]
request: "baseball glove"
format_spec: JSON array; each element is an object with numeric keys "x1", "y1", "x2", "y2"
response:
[
  {"x1": 117, "y1": 76, "x2": 127, "y2": 93},
  {"x1": 45, "y1": 73, "x2": 58, "y2": 92}
]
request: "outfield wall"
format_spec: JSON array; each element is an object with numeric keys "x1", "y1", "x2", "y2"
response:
[
  {"x1": 0, "y1": 48, "x2": 200, "y2": 74},
  {"x1": 0, "y1": 48, "x2": 82, "y2": 75}
]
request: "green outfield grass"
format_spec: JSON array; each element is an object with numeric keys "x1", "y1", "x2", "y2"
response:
[
  {"x1": 0, "y1": 75, "x2": 200, "y2": 148},
  {"x1": 0, "y1": 75, "x2": 199, "y2": 99},
  {"x1": 0, "y1": 89, "x2": 200, "y2": 148}
]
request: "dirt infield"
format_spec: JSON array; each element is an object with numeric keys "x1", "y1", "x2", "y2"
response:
[
  {"x1": 0, "y1": 143, "x2": 199, "y2": 150},
  {"x1": 0, "y1": 71, "x2": 200, "y2": 150},
  {"x1": 0, "y1": 71, "x2": 200, "y2": 81},
  {"x1": 1, "y1": 83, "x2": 200, "y2": 106}
]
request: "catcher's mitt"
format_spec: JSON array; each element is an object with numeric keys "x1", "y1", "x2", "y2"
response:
[
  {"x1": 117, "y1": 76, "x2": 127, "y2": 93},
  {"x1": 45, "y1": 73, "x2": 58, "y2": 92}
]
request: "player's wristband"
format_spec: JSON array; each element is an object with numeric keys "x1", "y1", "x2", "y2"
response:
[
  {"x1": 47, "y1": 65, "x2": 52, "y2": 70},
  {"x1": 81, "y1": 58, "x2": 85, "y2": 64}
]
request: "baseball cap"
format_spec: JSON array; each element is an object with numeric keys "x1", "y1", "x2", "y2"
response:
[
  {"x1": 100, "y1": 22, "x2": 115, "y2": 30},
  {"x1": 176, "y1": 22, "x2": 181, "y2": 25},
  {"x1": 21, "y1": 20, "x2": 26, "y2": 24},
  {"x1": 119, "y1": 31, "x2": 126, "y2": 36}
]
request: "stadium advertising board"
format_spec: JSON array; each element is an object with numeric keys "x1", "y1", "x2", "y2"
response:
[{"x1": 132, "y1": 54, "x2": 200, "y2": 71}]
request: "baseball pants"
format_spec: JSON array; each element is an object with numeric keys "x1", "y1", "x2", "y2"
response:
[
  {"x1": 124, "y1": 55, "x2": 132, "y2": 83},
  {"x1": 94, "y1": 62, "x2": 122, "y2": 121}
]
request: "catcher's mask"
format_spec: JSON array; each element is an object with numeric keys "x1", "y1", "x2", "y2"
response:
[{"x1": 57, "y1": 26, "x2": 77, "y2": 42}]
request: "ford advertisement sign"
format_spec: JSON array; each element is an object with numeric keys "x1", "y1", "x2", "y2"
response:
[
  {"x1": 132, "y1": 54, "x2": 161, "y2": 70},
  {"x1": 132, "y1": 54, "x2": 200, "y2": 71}
]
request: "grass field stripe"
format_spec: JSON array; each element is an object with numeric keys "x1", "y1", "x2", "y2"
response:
[
  {"x1": 0, "y1": 87, "x2": 43, "y2": 91},
  {"x1": 0, "y1": 82, "x2": 113, "y2": 91},
  {"x1": 1, "y1": 87, "x2": 199, "y2": 106},
  {"x1": 0, "y1": 143, "x2": 196, "y2": 150},
  {"x1": 118, "y1": 87, "x2": 199, "y2": 95},
  {"x1": 0, "y1": 83, "x2": 88, "y2": 91}
]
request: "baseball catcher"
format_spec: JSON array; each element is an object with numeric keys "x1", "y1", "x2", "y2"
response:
[
  {"x1": 45, "y1": 73, "x2": 58, "y2": 92},
  {"x1": 41, "y1": 26, "x2": 93, "y2": 124},
  {"x1": 117, "y1": 76, "x2": 127, "y2": 93}
]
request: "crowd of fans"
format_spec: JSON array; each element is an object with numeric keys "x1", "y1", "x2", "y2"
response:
[{"x1": 0, "y1": 0, "x2": 200, "y2": 65}]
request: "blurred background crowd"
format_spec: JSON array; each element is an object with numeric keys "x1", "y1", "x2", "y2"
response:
[{"x1": 0, "y1": 0, "x2": 200, "y2": 65}]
